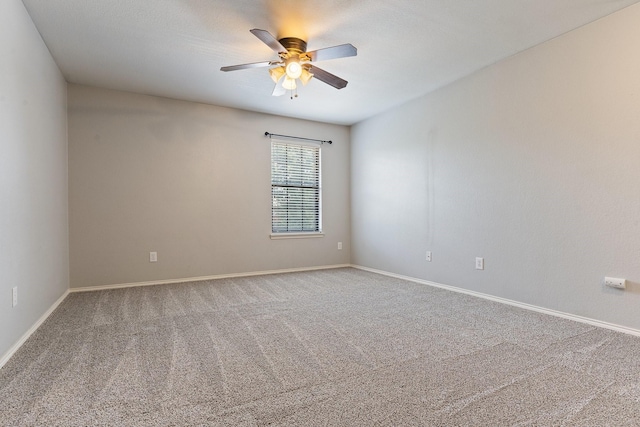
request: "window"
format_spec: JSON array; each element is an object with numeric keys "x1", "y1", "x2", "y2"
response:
[{"x1": 271, "y1": 140, "x2": 321, "y2": 234}]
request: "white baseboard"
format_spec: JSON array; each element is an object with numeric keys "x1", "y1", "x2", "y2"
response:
[
  {"x1": 69, "y1": 264, "x2": 352, "y2": 293},
  {"x1": 352, "y1": 264, "x2": 640, "y2": 338},
  {"x1": 0, "y1": 289, "x2": 70, "y2": 370}
]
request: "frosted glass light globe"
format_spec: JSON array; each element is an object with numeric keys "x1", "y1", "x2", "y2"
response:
[
  {"x1": 282, "y1": 77, "x2": 297, "y2": 90},
  {"x1": 285, "y1": 61, "x2": 302, "y2": 79}
]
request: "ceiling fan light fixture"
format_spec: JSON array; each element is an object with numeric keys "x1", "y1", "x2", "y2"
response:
[
  {"x1": 285, "y1": 59, "x2": 302, "y2": 79},
  {"x1": 282, "y1": 76, "x2": 297, "y2": 90},
  {"x1": 299, "y1": 68, "x2": 313, "y2": 86},
  {"x1": 269, "y1": 66, "x2": 285, "y2": 83}
]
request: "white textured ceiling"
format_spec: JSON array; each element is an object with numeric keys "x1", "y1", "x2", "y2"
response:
[{"x1": 22, "y1": 0, "x2": 640, "y2": 125}]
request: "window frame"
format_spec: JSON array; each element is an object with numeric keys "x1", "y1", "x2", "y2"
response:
[{"x1": 270, "y1": 139, "x2": 324, "y2": 239}]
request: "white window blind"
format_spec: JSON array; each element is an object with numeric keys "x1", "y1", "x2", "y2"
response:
[{"x1": 271, "y1": 141, "x2": 321, "y2": 233}]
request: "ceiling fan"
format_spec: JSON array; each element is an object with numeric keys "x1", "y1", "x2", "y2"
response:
[{"x1": 221, "y1": 29, "x2": 357, "y2": 97}]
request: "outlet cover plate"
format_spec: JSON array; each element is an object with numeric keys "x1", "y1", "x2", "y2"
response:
[
  {"x1": 604, "y1": 277, "x2": 626, "y2": 289},
  {"x1": 475, "y1": 257, "x2": 484, "y2": 270}
]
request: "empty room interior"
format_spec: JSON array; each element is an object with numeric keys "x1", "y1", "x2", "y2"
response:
[{"x1": 3, "y1": 0, "x2": 640, "y2": 425}]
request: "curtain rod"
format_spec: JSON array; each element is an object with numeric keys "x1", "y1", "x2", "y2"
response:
[{"x1": 265, "y1": 131, "x2": 332, "y2": 145}]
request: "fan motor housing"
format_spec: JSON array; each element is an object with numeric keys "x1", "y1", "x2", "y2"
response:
[{"x1": 278, "y1": 37, "x2": 307, "y2": 55}]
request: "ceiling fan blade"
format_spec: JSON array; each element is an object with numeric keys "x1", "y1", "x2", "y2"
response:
[
  {"x1": 306, "y1": 44, "x2": 357, "y2": 62},
  {"x1": 307, "y1": 65, "x2": 348, "y2": 89},
  {"x1": 272, "y1": 82, "x2": 286, "y2": 97},
  {"x1": 250, "y1": 29, "x2": 287, "y2": 53},
  {"x1": 220, "y1": 61, "x2": 276, "y2": 72}
]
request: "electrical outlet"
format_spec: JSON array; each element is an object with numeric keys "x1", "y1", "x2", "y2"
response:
[
  {"x1": 12, "y1": 287, "x2": 17, "y2": 307},
  {"x1": 150, "y1": 252, "x2": 158, "y2": 262},
  {"x1": 604, "y1": 277, "x2": 626, "y2": 290},
  {"x1": 338, "y1": 242, "x2": 343, "y2": 250},
  {"x1": 426, "y1": 251, "x2": 432, "y2": 262},
  {"x1": 475, "y1": 257, "x2": 484, "y2": 270}
]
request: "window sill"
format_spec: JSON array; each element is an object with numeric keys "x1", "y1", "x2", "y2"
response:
[{"x1": 270, "y1": 232, "x2": 325, "y2": 240}]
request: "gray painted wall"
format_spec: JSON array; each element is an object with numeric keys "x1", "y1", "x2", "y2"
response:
[
  {"x1": 68, "y1": 85, "x2": 350, "y2": 288},
  {"x1": 1, "y1": 0, "x2": 69, "y2": 358},
  {"x1": 351, "y1": 4, "x2": 640, "y2": 329}
]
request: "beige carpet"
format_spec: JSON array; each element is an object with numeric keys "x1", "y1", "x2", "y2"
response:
[{"x1": 1, "y1": 268, "x2": 640, "y2": 426}]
